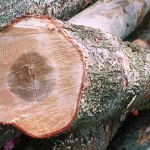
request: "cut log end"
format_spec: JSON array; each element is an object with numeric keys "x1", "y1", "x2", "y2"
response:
[{"x1": 0, "y1": 16, "x2": 85, "y2": 138}]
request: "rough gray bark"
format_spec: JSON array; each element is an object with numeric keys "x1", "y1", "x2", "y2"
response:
[
  {"x1": 69, "y1": 0, "x2": 150, "y2": 39},
  {"x1": 0, "y1": 0, "x2": 34, "y2": 29},
  {"x1": 0, "y1": 0, "x2": 98, "y2": 29},
  {"x1": 45, "y1": 0, "x2": 98, "y2": 20},
  {"x1": 62, "y1": 21, "x2": 150, "y2": 117},
  {"x1": 0, "y1": 17, "x2": 150, "y2": 149}
]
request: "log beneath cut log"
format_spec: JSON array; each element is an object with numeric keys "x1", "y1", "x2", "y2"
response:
[
  {"x1": 107, "y1": 110, "x2": 150, "y2": 150},
  {"x1": 69, "y1": 0, "x2": 150, "y2": 39},
  {"x1": 0, "y1": 16, "x2": 150, "y2": 149},
  {"x1": 14, "y1": 110, "x2": 150, "y2": 150}
]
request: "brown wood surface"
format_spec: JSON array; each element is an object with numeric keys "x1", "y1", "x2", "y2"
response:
[{"x1": 0, "y1": 16, "x2": 84, "y2": 138}]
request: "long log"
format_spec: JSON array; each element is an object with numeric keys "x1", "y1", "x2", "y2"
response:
[
  {"x1": 0, "y1": 0, "x2": 98, "y2": 29},
  {"x1": 69, "y1": 0, "x2": 150, "y2": 39},
  {"x1": 0, "y1": 16, "x2": 150, "y2": 149}
]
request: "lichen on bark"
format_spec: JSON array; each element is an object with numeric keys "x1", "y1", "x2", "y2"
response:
[
  {"x1": 62, "y1": 23, "x2": 150, "y2": 120},
  {"x1": 60, "y1": 22, "x2": 150, "y2": 149}
]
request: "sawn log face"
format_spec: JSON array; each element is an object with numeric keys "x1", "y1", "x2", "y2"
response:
[{"x1": 0, "y1": 16, "x2": 84, "y2": 138}]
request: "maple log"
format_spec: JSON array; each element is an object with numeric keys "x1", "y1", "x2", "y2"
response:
[
  {"x1": 0, "y1": 16, "x2": 150, "y2": 149},
  {"x1": 69, "y1": 0, "x2": 150, "y2": 39}
]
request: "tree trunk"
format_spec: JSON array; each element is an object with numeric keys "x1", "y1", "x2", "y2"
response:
[
  {"x1": 69, "y1": 0, "x2": 150, "y2": 39},
  {"x1": 0, "y1": 16, "x2": 150, "y2": 149}
]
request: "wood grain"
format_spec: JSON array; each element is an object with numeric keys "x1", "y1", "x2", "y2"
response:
[{"x1": 0, "y1": 16, "x2": 85, "y2": 138}]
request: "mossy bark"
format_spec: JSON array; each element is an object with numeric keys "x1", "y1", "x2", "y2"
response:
[
  {"x1": 58, "y1": 22, "x2": 150, "y2": 149},
  {"x1": 63, "y1": 22, "x2": 150, "y2": 116}
]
